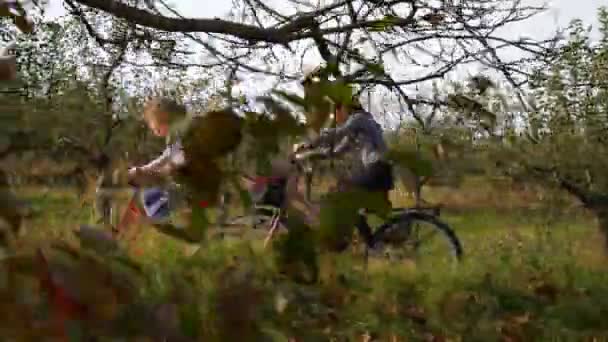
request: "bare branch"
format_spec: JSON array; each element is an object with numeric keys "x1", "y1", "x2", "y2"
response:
[{"x1": 72, "y1": 0, "x2": 307, "y2": 43}]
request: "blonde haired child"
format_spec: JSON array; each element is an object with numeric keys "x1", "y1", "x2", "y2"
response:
[{"x1": 127, "y1": 97, "x2": 188, "y2": 221}]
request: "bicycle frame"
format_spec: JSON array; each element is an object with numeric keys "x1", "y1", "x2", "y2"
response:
[
  {"x1": 112, "y1": 185, "x2": 181, "y2": 245},
  {"x1": 112, "y1": 185, "x2": 143, "y2": 240},
  {"x1": 224, "y1": 151, "x2": 324, "y2": 247}
]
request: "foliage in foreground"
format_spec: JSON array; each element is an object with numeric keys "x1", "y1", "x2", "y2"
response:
[{"x1": 1, "y1": 186, "x2": 608, "y2": 341}]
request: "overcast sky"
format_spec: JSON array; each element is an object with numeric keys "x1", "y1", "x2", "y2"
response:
[
  {"x1": 43, "y1": 0, "x2": 603, "y2": 38},
  {"x1": 39, "y1": 0, "x2": 604, "y2": 119},
  {"x1": 42, "y1": 1, "x2": 603, "y2": 77}
]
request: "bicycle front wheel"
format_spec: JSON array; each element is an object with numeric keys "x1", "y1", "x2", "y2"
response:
[{"x1": 374, "y1": 211, "x2": 463, "y2": 263}]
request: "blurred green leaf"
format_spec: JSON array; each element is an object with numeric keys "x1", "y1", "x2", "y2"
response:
[
  {"x1": 369, "y1": 15, "x2": 400, "y2": 32},
  {"x1": 169, "y1": 113, "x2": 194, "y2": 138},
  {"x1": 177, "y1": 159, "x2": 223, "y2": 204},
  {"x1": 326, "y1": 62, "x2": 340, "y2": 76},
  {"x1": 318, "y1": 190, "x2": 390, "y2": 250},
  {"x1": 181, "y1": 109, "x2": 243, "y2": 160},
  {"x1": 244, "y1": 113, "x2": 281, "y2": 151},
  {"x1": 320, "y1": 80, "x2": 353, "y2": 107},
  {"x1": 367, "y1": 63, "x2": 385, "y2": 76},
  {"x1": 387, "y1": 149, "x2": 434, "y2": 177},
  {"x1": 229, "y1": 174, "x2": 252, "y2": 210},
  {"x1": 302, "y1": 82, "x2": 333, "y2": 132},
  {"x1": 179, "y1": 301, "x2": 201, "y2": 338},
  {"x1": 271, "y1": 90, "x2": 307, "y2": 108},
  {"x1": 191, "y1": 204, "x2": 209, "y2": 232},
  {"x1": 273, "y1": 211, "x2": 318, "y2": 283}
]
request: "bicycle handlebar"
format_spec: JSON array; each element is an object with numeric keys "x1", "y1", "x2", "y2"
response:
[{"x1": 292, "y1": 148, "x2": 329, "y2": 162}]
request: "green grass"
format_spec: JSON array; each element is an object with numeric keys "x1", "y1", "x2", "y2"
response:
[{"x1": 5, "y1": 182, "x2": 608, "y2": 340}]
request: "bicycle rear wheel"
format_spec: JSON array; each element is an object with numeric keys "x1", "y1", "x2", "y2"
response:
[
  {"x1": 223, "y1": 205, "x2": 281, "y2": 228},
  {"x1": 374, "y1": 210, "x2": 463, "y2": 262}
]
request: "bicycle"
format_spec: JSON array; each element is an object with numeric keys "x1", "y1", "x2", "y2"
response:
[
  {"x1": 224, "y1": 146, "x2": 464, "y2": 261},
  {"x1": 93, "y1": 171, "x2": 188, "y2": 246}
]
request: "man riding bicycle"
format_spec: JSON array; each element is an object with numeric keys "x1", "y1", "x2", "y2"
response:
[{"x1": 296, "y1": 68, "x2": 395, "y2": 250}]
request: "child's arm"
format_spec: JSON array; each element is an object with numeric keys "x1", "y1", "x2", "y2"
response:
[
  {"x1": 130, "y1": 143, "x2": 186, "y2": 185},
  {"x1": 138, "y1": 149, "x2": 171, "y2": 174}
]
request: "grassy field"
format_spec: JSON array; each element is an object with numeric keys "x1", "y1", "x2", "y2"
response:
[{"x1": 8, "y1": 178, "x2": 608, "y2": 341}]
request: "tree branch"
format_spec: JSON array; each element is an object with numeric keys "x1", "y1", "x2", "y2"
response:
[{"x1": 72, "y1": 0, "x2": 305, "y2": 43}]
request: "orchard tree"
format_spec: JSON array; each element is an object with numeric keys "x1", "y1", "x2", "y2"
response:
[
  {"x1": 476, "y1": 7, "x2": 608, "y2": 249},
  {"x1": 55, "y1": 0, "x2": 559, "y2": 110}
]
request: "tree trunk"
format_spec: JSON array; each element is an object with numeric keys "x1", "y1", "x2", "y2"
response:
[
  {"x1": 557, "y1": 177, "x2": 608, "y2": 254},
  {"x1": 594, "y1": 208, "x2": 608, "y2": 251}
]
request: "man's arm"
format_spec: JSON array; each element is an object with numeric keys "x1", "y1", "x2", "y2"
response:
[
  {"x1": 332, "y1": 135, "x2": 355, "y2": 156},
  {"x1": 310, "y1": 113, "x2": 363, "y2": 148}
]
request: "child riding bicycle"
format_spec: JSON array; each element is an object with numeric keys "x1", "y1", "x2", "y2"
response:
[{"x1": 124, "y1": 97, "x2": 188, "y2": 227}]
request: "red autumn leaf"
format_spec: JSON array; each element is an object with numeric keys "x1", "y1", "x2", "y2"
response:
[{"x1": 36, "y1": 249, "x2": 87, "y2": 339}]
